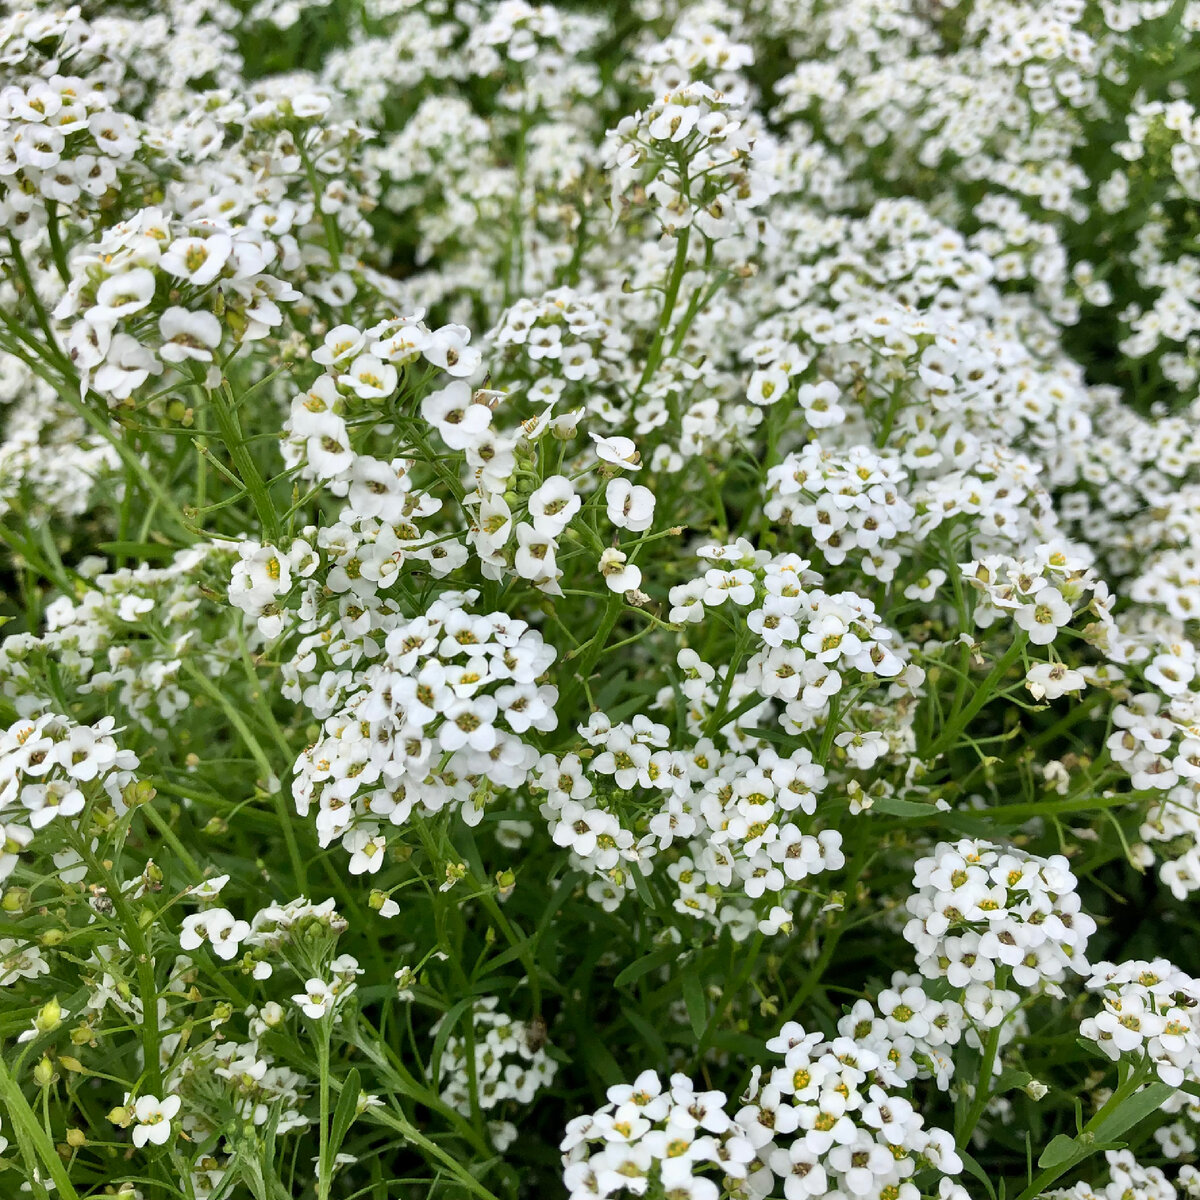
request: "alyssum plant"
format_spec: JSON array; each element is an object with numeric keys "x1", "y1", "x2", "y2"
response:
[{"x1": 1, "y1": 0, "x2": 1200, "y2": 1198}]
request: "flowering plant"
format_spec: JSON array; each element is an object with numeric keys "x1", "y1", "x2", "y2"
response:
[{"x1": 2, "y1": 1, "x2": 1200, "y2": 1198}]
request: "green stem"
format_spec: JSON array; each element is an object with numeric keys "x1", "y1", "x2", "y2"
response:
[
  {"x1": 367, "y1": 1107, "x2": 501, "y2": 1200},
  {"x1": 1011, "y1": 1060, "x2": 1154, "y2": 1200},
  {"x1": 639, "y1": 227, "x2": 691, "y2": 393},
  {"x1": 317, "y1": 1020, "x2": 332, "y2": 1200},
  {"x1": 0, "y1": 1051, "x2": 81, "y2": 1200},
  {"x1": 926, "y1": 635, "x2": 1028, "y2": 762},
  {"x1": 45, "y1": 201, "x2": 72, "y2": 286},
  {"x1": 5, "y1": 235, "x2": 64, "y2": 363},
  {"x1": 73, "y1": 839, "x2": 162, "y2": 1091},
  {"x1": 178, "y1": 659, "x2": 308, "y2": 892},
  {"x1": 208, "y1": 382, "x2": 281, "y2": 543},
  {"x1": 956, "y1": 1003, "x2": 1009, "y2": 1147},
  {"x1": 141, "y1": 801, "x2": 203, "y2": 878},
  {"x1": 297, "y1": 136, "x2": 342, "y2": 271}
]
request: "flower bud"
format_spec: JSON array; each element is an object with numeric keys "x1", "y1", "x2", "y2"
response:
[{"x1": 35, "y1": 997, "x2": 63, "y2": 1033}]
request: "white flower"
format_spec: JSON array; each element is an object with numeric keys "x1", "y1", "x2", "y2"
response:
[
  {"x1": 599, "y1": 548, "x2": 642, "y2": 593},
  {"x1": 605, "y1": 479, "x2": 656, "y2": 532},
  {"x1": 180, "y1": 908, "x2": 249, "y2": 960},
  {"x1": 188, "y1": 874, "x2": 230, "y2": 900},
  {"x1": 590, "y1": 433, "x2": 641, "y2": 471},
  {"x1": 131, "y1": 1094, "x2": 181, "y2": 1148},
  {"x1": 343, "y1": 354, "x2": 398, "y2": 400},
  {"x1": 313, "y1": 324, "x2": 365, "y2": 367},
  {"x1": 422, "y1": 381, "x2": 492, "y2": 449},
  {"x1": 424, "y1": 324, "x2": 481, "y2": 377},
  {"x1": 1014, "y1": 588, "x2": 1073, "y2": 646},
  {"x1": 345, "y1": 828, "x2": 388, "y2": 875},
  {"x1": 904, "y1": 569, "x2": 947, "y2": 602},
  {"x1": 91, "y1": 269, "x2": 157, "y2": 322},
  {"x1": 92, "y1": 335, "x2": 162, "y2": 398},
  {"x1": 1026, "y1": 662, "x2": 1086, "y2": 700},
  {"x1": 798, "y1": 380, "x2": 846, "y2": 428},
  {"x1": 293, "y1": 978, "x2": 335, "y2": 1019},
  {"x1": 529, "y1": 476, "x2": 580, "y2": 537},
  {"x1": 514, "y1": 524, "x2": 559, "y2": 585},
  {"x1": 160, "y1": 234, "x2": 232, "y2": 286},
  {"x1": 159, "y1": 307, "x2": 222, "y2": 363}
]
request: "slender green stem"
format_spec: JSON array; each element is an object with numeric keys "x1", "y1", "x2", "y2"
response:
[
  {"x1": 956, "y1": 999, "x2": 1009, "y2": 1146},
  {"x1": 0, "y1": 1050, "x2": 82, "y2": 1200},
  {"x1": 72, "y1": 839, "x2": 163, "y2": 1091},
  {"x1": 1010, "y1": 1059, "x2": 1154, "y2": 1200},
  {"x1": 317, "y1": 1020, "x2": 332, "y2": 1200},
  {"x1": 209, "y1": 382, "x2": 281, "y2": 542},
  {"x1": 44, "y1": 201, "x2": 72, "y2": 286},
  {"x1": 141, "y1": 802, "x2": 203, "y2": 878},
  {"x1": 639, "y1": 227, "x2": 692, "y2": 393},
  {"x1": 178, "y1": 659, "x2": 309, "y2": 892},
  {"x1": 926, "y1": 635, "x2": 1028, "y2": 761},
  {"x1": 297, "y1": 136, "x2": 342, "y2": 270}
]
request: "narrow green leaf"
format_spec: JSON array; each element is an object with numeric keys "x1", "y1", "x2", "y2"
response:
[
  {"x1": 682, "y1": 971, "x2": 707, "y2": 1040},
  {"x1": 1038, "y1": 1133, "x2": 1081, "y2": 1170},
  {"x1": 959, "y1": 1149, "x2": 999, "y2": 1200},
  {"x1": 1092, "y1": 1081, "x2": 1174, "y2": 1143},
  {"x1": 994, "y1": 1069, "x2": 1033, "y2": 1095},
  {"x1": 873, "y1": 796, "x2": 937, "y2": 817},
  {"x1": 621, "y1": 1004, "x2": 668, "y2": 1061},
  {"x1": 614, "y1": 946, "x2": 677, "y2": 989},
  {"x1": 330, "y1": 1067, "x2": 362, "y2": 1158}
]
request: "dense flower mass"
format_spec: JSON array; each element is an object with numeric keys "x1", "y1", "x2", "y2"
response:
[{"x1": 2, "y1": 0, "x2": 1200, "y2": 1198}]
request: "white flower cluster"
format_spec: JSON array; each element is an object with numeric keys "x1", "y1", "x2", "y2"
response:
[
  {"x1": 959, "y1": 547, "x2": 1100, "y2": 648},
  {"x1": 60, "y1": 209, "x2": 302, "y2": 400},
  {"x1": 0, "y1": 712, "x2": 138, "y2": 882},
  {"x1": 436, "y1": 996, "x2": 558, "y2": 1152},
  {"x1": 281, "y1": 314, "x2": 481, "y2": 489},
  {"x1": 537, "y1": 711, "x2": 841, "y2": 931},
  {"x1": 179, "y1": 890, "x2": 351, "y2": 986},
  {"x1": 4, "y1": 0, "x2": 1200, "y2": 1193},
  {"x1": 904, "y1": 839, "x2": 1095, "y2": 1005},
  {"x1": 1047, "y1": 1149, "x2": 1191, "y2": 1200},
  {"x1": 0, "y1": 72, "x2": 139, "y2": 242},
  {"x1": 669, "y1": 541, "x2": 918, "y2": 736},
  {"x1": 562, "y1": 1010, "x2": 968, "y2": 1200},
  {"x1": 1081, "y1": 959, "x2": 1200, "y2": 1087},
  {"x1": 602, "y1": 81, "x2": 767, "y2": 242},
  {"x1": 292, "y1": 593, "x2": 558, "y2": 863},
  {"x1": 765, "y1": 442, "x2": 915, "y2": 581},
  {"x1": 161, "y1": 1009, "x2": 315, "y2": 1193}
]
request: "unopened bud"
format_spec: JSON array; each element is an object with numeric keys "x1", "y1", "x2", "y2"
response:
[
  {"x1": 121, "y1": 779, "x2": 156, "y2": 808},
  {"x1": 35, "y1": 998, "x2": 63, "y2": 1033}
]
